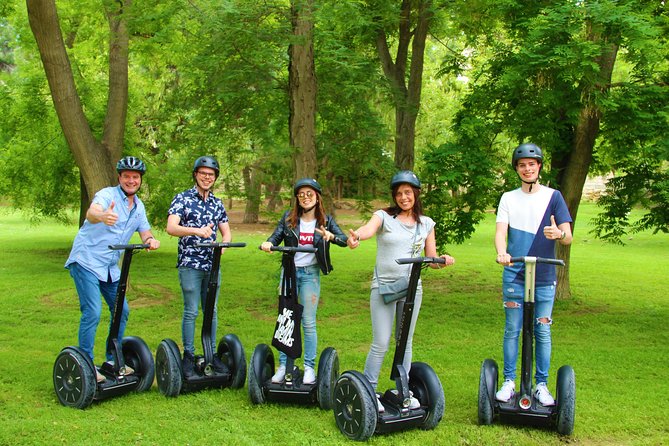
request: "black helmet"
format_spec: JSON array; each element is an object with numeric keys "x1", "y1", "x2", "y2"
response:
[
  {"x1": 390, "y1": 170, "x2": 421, "y2": 190},
  {"x1": 193, "y1": 156, "x2": 220, "y2": 178},
  {"x1": 116, "y1": 156, "x2": 146, "y2": 175},
  {"x1": 293, "y1": 178, "x2": 322, "y2": 196},
  {"x1": 512, "y1": 143, "x2": 543, "y2": 167}
]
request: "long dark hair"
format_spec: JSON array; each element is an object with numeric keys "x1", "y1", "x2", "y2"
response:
[
  {"x1": 287, "y1": 190, "x2": 327, "y2": 228},
  {"x1": 383, "y1": 184, "x2": 422, "y2": 224}
]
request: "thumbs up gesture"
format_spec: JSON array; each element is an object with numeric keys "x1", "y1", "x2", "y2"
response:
[
  {"x1": 543, "y1": 215, "x2": 561, "y2": 240},
  {"x1": 102, "y1": 201, "x2": 118, "y2": 226}
]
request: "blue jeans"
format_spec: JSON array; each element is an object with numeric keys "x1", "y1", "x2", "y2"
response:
[
  {"x1": 179, "y1": 267, "x2": 220, "y2": 355},
  {"x1": 278, "y1": 265, "x2": 321, "y2": 369},
  {"x1": 68, "y1": 262, "x2": 128, "y2": 363},
  {"x1": 502, "y1": 282, "x2": 555, "y2": 384},
  {"x1": 364, "y1": 285, "x2": 423, "y2": 390}
]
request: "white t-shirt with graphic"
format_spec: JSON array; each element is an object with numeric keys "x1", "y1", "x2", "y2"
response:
[{"x1": 294, "y1": 218, "x2": 317, "y2": 267}]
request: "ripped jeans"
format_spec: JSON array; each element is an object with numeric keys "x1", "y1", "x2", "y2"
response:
[{"x1": 502, "y1": 282, "x2": 555, "y2": 384}]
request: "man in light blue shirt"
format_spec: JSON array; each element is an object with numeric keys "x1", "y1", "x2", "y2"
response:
[{"x1": 65, "y1": 156, "x2": 160, "y2": 382}]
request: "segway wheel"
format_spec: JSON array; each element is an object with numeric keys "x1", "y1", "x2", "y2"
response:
[
  {"x1": 217, "y1": 333, "x2": 247, "y2": 389},
  {"x1": 409, "y1": 362, "x2": 445, "y2": 430},
  {"x1": 555, "y1": 365, "x2": 576, "y2": 436},
  {"x1": 333, "y1": 371, "x2": 377, "y2": 441},
  {"x1": 122, "y1": 336, "x2": 155, "y2": 392},
  {"x1": 478, "y1": 358, "x2": 498, "y2": 425},
  {"x1": 317, "y1": 347, "x2": 339, "y2": 410},
  {"x1": 53, "y1": 347, "x2": 96, "y2": 409},
  {"x1": 248, "y1": 344, "x2": 274, "y2": 404},
  {"x1": 155, "y1": 339, "x2": 183, "y2": 397}
]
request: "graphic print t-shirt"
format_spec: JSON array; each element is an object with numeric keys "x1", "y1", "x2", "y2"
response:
[
  {"x1": 496, "y1": 186, "x2": 572, "y2": 286},
  {"x1": 294, "y1": 219, "x2": 317, "y2": 267}
]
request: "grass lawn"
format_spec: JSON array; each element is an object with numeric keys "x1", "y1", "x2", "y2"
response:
[{"x1": 0, "y1": 201, "x2": 667, "y2": 445}]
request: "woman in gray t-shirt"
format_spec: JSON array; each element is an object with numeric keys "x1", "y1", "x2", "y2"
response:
[{"x1": 346, "y1": 170, "x2": 455, "y2": 412}]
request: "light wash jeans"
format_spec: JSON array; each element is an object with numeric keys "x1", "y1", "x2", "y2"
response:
[
  {"x1": 68, "y1": 262, "x2": 128, "y2": 363},
  {"x1": 363, "y1": 285, "x2": 423, "y2": 390},
  {"x1": 278, "y1": 264, "x2": 321, "y2": 369},
  {"x1": 502, "y1": 282, "x2": 555, "y2": 384},
  {"x1": 179, "y1": 267, "x2": 221, "y2": 355}
]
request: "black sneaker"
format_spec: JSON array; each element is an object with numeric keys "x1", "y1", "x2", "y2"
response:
[
  {"x1": 211, "y1": 354, "x2": 229, "y2": 374},
  {"x1": 182, "y1": 351, "x2": 196, "y2": 378}
]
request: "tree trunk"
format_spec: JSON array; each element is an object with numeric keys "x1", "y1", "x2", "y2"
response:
[
  {"x1": 289, "y1": 0, "x2": 317, "y2": 180},
  {"x1": 27, "y1": 0, "x2": 131, "y2": 220},
  {"x1": 243, "y1": 163, "x2": 262, "y2": 224},
  {"x1": 376, "y1": 0, "x2": 432, "y2": 171},
  {"x1": 555, "y1": 30, "x2": 618, "y2": 299},
  {"x1": 266, "y1": 182, "x2": 283, "y2": 213}
]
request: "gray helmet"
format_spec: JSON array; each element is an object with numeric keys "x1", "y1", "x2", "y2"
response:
[
  {"x1": 390, "y1": 170, "x2": 421, "y2": 189},
  {"x1": 512, "y1": 143, "x2": 543, "y2": 167},
  {"x1": 116, "y1": 156, "x2": 146, "y2": 175},
  {"x1": 293, "y1": 178, "x2": 322, "y2": 195},
  {"x1": 193, "y1": 156, "x2": 220, "y2": 177}
]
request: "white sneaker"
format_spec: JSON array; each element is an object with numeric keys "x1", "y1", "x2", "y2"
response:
[
  {"x1": 376, "y1": 394, "x2": 385, "y2": 413},
  {"x1": 535, "y1": 382, "x2": 555, "y2": 406},
  {"x1": 303, "y1": 366, "x2": 316, "y2": 384},
  {"x1": 390, "y1": 389, "x2": 421, "y2": 409},
  {"x1": 495, "y1": 379, "x2": 515, "y2": 402},
  {"x1": 271, "y1": 365, "x2": 286, "y2": 383},
  {"x1": 95, "y1": 368, "x2": 106, "y2": 383}
]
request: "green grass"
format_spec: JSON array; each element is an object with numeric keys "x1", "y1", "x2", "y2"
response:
[{"x1": 1, "y1": 202, "x2": 668, "y2": 445}]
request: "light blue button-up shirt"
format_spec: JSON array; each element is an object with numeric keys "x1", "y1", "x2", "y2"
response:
[{"x1": 65, "y1": 185, "x2": 151, "y2": 282}]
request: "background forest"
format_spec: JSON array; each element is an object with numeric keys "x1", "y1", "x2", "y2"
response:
[{"x1": 1, "y1": 0, "x2": 668, "y2": 296}]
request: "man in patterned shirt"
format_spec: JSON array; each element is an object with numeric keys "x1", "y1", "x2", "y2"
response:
[{"x1": 166, "y1": 156, "x2": 232, "y2": 377}]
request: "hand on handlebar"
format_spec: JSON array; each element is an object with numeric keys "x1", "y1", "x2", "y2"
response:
[
  {"x1": 496, "y1": 253, "x2": 512, "y2": 266},
  {"x1": 260, "y1": 241, "x2": 273, "y2": 253}
]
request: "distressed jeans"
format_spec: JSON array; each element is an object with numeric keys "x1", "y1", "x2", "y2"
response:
[
  {"x1": 364, "y1": 285, "x2": 423, "y2": 390},
  {"x1": 68, "y1": 262, "x2": 127, "y2": 363},
  {"x1": 179, "y1": 267, "x2": 220, "y2": 355},
  {"x1": 278, "y1": 264, "x2": 321, "y2": 369},
  {"x1": 502, "y1": 282, "x2": 555, "y2": 384}
]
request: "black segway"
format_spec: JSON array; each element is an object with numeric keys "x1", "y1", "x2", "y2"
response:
[
  {"x1": 478, "y1": 256, "x2": 575, "y2": 436},
  {"x1": 53, "y1": 244, "x2": 156, "y2": 409},
  {"x1": 332, "y1": 257, "x2": 446, "y2": 441},
  {"x1": 155, "y1": 242, "x2": 247, "y2": 397},
  {"x1": 248, "y1": 245, "x2": 339, "y2": 409}
]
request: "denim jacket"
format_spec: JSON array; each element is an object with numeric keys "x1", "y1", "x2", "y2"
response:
[{"x1": 266, "y1": 210, "x2": 347, "y2": 275}]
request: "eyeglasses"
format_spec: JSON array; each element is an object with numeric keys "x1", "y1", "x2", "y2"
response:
[
  {"x1": 297, "y1": 191, "x2": 315, "y2": 199},
  {"x1": 197, "y1": 171, "x2": 216, "y2": 178}
]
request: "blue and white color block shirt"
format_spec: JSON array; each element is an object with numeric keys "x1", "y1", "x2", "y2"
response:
[{"x1": 496, "y1": 186, "x2": 572, "y2": 286}]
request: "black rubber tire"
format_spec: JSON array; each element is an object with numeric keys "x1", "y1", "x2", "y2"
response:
[
  {"x1": 248, "y1": 344, "x2": 273, "y2": 405},
  {"x1": 555, "y1": 365, "x2": 576, "y2": 436},
  {"x1": 333, "y1": 371, "x2": 377, "y2": 441},
  {"x1": 317, "y1": 347, "x2": 339, "y2": 410},
  {"x1": 122, "y1": 336, "x2": 155, "y2": 392},
  {"x1": 53, "y1": 347, "x2": 96, "y2": 409},
  {"x1": 217, "y1": 333, "x2": 247, "y2": 389},
  {"x1": 409, "y1": 362, "x2": 445, "y2": 430},
  {"x1": 155, "y1": 339, "x2": 183, "y2": 397},
  {"x1": 478, "y1": 358, "x2": 498, "y2": 425}
]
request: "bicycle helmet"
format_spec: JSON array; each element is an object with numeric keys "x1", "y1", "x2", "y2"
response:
[
  {"x1": 512, "y1": 143, "x2": 543, "y2": 167},
  {"x1": 116, "y1": 156, "x2": 146, "y2": 175},
  {"x1": 193, "y1": 156, "x2": 220, "y2": 178},
  {"x1": 293, "y1": 178, "x2": 322, "y2": 195},
  {"x1": 390, "y1": 170, "x2": 421, "y2": 189}
]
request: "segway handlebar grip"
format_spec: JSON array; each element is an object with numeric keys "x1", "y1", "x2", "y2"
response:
[
  {"x1": 109, "y1": 243, "x2": 149, "y2": 250},
  {"x1": 395, "y1": 256, "x2": 445, "y2": 265},
  {"x1": 259, "y1": 245, "x2": 318, "y2": 254},
  {"x1": 509, "y1": 256, "x2": 565, "y2": 266},
  {"x1": 195, "y1": 242, "x2": 247, "y2": 248}
]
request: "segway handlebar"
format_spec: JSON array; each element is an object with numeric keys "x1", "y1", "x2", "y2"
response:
[
  {"x1": 109, "y1": 243, "x2": 149, "y2": 250},
  {"x1": 396, "y1": 256, "x2": 446, "y2": 265},
  {"x1": 259, "y1": 245, "x2": 318, "y2": 254},
  {"x1": 509, "y1": 256, "x2": 565, "y2": 266},
  {"x1": 194, "y1": 242, "x2": 247, "y2": 248}
]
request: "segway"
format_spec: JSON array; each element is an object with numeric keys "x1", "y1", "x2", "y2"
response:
[
  {"x1": 478, "y1": 256, "x2": 575, "y2": 435},
  {"x1": 333, "y1": 257, "x2": 446, "y2": 441},
  {"x1": 53, "y1": 244, "x2": 156, "y2": 409},
  {"x1": 248, "y1": 245, "x2": 339, "y2": 409},
  {"x1": 155, "y1": 242, "x2": 247, "y2": 397}
]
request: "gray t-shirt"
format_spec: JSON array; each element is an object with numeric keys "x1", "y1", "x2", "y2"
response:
[{"x1": 371, "y1": 210, "x2": 435, "y2": 288}]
